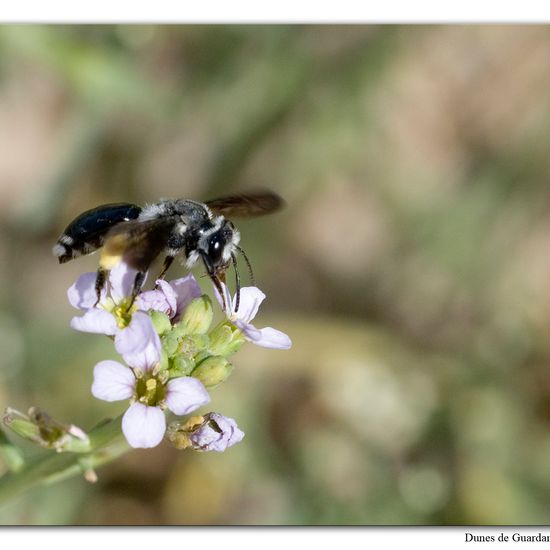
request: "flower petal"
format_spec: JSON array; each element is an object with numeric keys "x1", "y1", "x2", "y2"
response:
[
  {"x1": 137, "y1": 289, "x2": 173, "y2": 316},
  {"x1": 165, "y1": 377, "x2": 210, "y2": 415},
  {"x1": 213, "y1": 282, "x2": 233, "y2": 315},
  {"x1": 115, "y1": 312, "x2": 161, "y2": 371},
  {"x1": 249, "y1": 327, "x2": 292, "y2": 349},
  {"x1": 189, "y1": 413, "x2": 244, "y2": 452},
  {"x1": 233, "y1": 287, "x2": 266, "y2": 323},
  {"x1": 171, "y1": 274, "x2": 203, "y2": 321},
  {"x1": 235, "y1": 319, "x2": 262, "y2": 341},
  {"x1": 70, "y1": 309, "x2": 117, "y2": 336},
  {"x1": 109, "y1": 262, "x2": 145, "y2": 304},
  {"x1": 67, "y1": 272, "x2": 104, "y2": 310},
  {"x1": 156, "y1": 279, "x2": 179, "y2": 312},
  {"x1": 121, "y1": 403, "x2": 166, "y2": 448},
  {"x1": 91, "y1": 360, "x2": 135, "y2": 402}
]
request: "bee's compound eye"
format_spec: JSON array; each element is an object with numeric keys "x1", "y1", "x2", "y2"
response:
[{"x1": 207, "y1": 232, "x2": 225, "y2": 266}]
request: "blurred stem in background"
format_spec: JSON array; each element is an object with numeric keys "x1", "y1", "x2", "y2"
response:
[{"x1": 0, "y1": 416, "x2": 127, "y2": 507}]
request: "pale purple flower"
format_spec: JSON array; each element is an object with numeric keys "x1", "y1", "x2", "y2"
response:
[
  {"x1": 68, "y1": 262, "x2": 160, "y2": 357},
  {"x1": 188, "y1": 412, "x2": 244, "y2": 452},
  {"x1": 91, "y1": 334, "x2": 210, "y2": 448},
  {"x1": 216, "y1": 284, "x2": 292, "y2": 349},
  {"x1": 137, "y1": 274, "x2": 202, "y2": 322}
]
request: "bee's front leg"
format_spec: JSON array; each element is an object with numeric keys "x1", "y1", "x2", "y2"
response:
[
  {"x1": 94, "y1": 267, "x2": 108, "y2": 307},
  {"x1": 154, "y1": 255, "x2": 175, "y2": 289},
  {"x1": 127, "y1": 271, "x2": 147, "y2": 310}
]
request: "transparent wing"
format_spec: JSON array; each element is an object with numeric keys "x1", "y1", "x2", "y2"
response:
[
  {"x1": 205, "y1": 191, "x2": 284, "y2": 218},
  {"x1": 100, "y1": 218, "x2": 176, "y2": 272}
]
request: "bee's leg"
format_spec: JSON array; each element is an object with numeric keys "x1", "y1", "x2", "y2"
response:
[
  {"x1": 94, "y1": 267, "x2": 108, "y2": 306},
  {"x1": 154, "y1": 255, "x2": 175, "y2": 289},
  {"x1": 127, "y1": 271, "x2": 146, "y2": 310}
]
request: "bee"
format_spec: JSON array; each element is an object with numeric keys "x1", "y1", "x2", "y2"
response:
[{"x1": 53, "y1": 191, "x2": 284, "y2": 311}]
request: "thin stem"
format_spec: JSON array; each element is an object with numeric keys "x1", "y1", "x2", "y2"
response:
[
  {"x1": 0, "y1": 429, "x2": 25, "y2": 473},
  {"x1": 0, "y1": 415, "x2": 128, "y2": 508}
]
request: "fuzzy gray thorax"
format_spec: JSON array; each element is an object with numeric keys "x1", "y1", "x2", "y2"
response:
[
  {"x1": 138, "y1": 200, "x2": 241, "y2": 272},
  {"x1": 138, "y1": 199, "x2": 212, "y2": 225}
]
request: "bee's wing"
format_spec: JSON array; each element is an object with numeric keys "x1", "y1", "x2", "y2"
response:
[
  {"x1": 100, "y1": 218, "x2": 176, "y2": 272},
  {"x1": 53, "y1": 203, "x2": 142, "y2": 263},
  {"x1": 205, "y1": 191, "x2": 284, "y2": 218}
]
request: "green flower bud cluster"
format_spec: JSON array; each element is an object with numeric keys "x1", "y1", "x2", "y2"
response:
[
  {"x1": 2, "y1": 407, "x2": 90, "y2": 453},
  {"x1": 153, "y1": 295, "x2": 247, "y2": 389}
]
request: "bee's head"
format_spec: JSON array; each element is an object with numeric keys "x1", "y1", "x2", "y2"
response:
[
  {"x1": 197, "y1": 217, "x2": 239, "y2": 276},
  {"x1": 195, "y1": 217, "x2": 253, "y2": 312}
]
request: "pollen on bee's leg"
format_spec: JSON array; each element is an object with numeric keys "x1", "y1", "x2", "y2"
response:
[
  {"x1": 100, "y1": 233, "x2": 128, "y2": 270},
  {"x1": 99, "y1": 252, "x2": 122, "y2": 270}
]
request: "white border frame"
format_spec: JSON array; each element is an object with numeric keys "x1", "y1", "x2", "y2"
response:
[{"x1": 1, "y1": 1, "x2": 550, "y2": 23}]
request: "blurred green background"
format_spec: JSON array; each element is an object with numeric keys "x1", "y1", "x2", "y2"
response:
[{"x1": 1, "y1": 24, "x2": 550, "y2": 525}]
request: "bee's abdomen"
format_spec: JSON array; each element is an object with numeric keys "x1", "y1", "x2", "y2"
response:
[{"x1": 53, "y1": 203, "x2": 141, "y2": 263}]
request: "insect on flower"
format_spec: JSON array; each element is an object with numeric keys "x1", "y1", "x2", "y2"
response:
[{"x1": 53, "y1": 191, "x2": 284, "y2": 312}]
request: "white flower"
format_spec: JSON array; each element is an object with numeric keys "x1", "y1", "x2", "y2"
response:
[
  {"x1": 68, "y1": 262, "x2": 160, "y2": 359},
  {"x1": 91, "y1": 336, "x2": 210, "y2": 449},
  {"x1": 216, "y1": 284, "x2": 292, "y2": 349}
]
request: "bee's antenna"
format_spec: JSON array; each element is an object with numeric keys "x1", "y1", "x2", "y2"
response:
[
  {"x1": 236, "y1": 245, "x2": 255, "y2": 285},
  {"x1": 232, "y1": 252, "x2": 241, "y2": 312}
]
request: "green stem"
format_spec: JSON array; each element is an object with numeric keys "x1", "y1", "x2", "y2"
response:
[
  {"x1": 0, "y1": 415, "x2": 129, "y2": 508},
  {"x1": 0, "y1": 429, "x2": 25, "y2": 473}
]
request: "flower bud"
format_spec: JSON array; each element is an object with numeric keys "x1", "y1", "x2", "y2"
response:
[
  {"x1": 176, "y1": 334, "x2": 210, "y2": 357},
  {"x1": 176, "y1": 296, "x2": 213, "y2": 335},
  {"x1": 78, "y1": 455, "x2": 98, "y2": 483},
  {"x1": 161, "y1": 331, "x2": 180, "y2": 357},
  {"x1": 166, "y1": 412, "x2": 244, "y2": 452},
  {"x1": 3, "y1": 407, "x2": 90, "y2": 453},
  {"x1": 3, "y1": 408, "x2": 41, "y2": 442},
  {"x1": 208, "y1": 322, "x2": 246, "y2": 356},
  {"x1": 169, "y1": 354, "x2": 194, "y2": 377},
  {"x1": 159, "y1": 348, "x2": 170, "y2": 371},
  {"x1": 191, "y1": 356, "x2": 233, "y2": 388},
  {"x1": 166, "y1": 415, "x2": 203, "y2": 450},
  {"x1": 149, "y1": 310, "x2": 172, "y2": 336}
]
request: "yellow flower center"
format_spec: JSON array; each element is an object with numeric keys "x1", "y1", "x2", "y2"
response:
[
  {"x1": 135, "y1": 369, "x2": 167, "y2": 407},
  {"x1": 102, "y1": 298, "x2": 138, "y2": 329}
]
